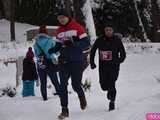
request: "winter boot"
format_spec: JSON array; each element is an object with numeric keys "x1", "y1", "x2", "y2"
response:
[
  {"x1": 109, "y1": 101, "x2": 115, "y2": 111},
  {"x1": 58, "y1": 107, "x2": 69, "y2": 119},
  {"x1": 78, "y1": 95, "x2": 87, "y2": 110},
  {"x1": 43, "y1": 96, "x2": 48, "y2": 101}
]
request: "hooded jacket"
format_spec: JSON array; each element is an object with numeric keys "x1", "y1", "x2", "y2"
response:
[{"x1": 33, "y1": 33, "x2": 60, "y2": 60}]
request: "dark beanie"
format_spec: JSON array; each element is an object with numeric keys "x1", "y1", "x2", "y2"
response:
[
  {"x1": 56, "y1": 10, "x2": 70, "y2": 17},
  {"x1": 104, "y1": 23, "x2": 114, "y2": 29},
  {"x1": 103, "y1": 15, "x2": 114, "y2": 28}
]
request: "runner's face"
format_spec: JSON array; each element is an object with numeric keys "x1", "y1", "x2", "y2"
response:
[
  {"x1": 104, "y1": 27, "x2": 113, "y2": 38},
  {"x1": 57, "y1": 15, "x2": 69, "y2": 25}
]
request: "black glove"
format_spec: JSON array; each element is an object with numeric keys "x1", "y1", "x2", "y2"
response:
[
  {"x1": 48, "y1": 42, "x2": 62, "y2": 54},
  {"x1": 90, "y1": 63, "x2": 96, "y2": 69},
  {"x1": 63, "y1": 40, "x2": 73, "y2": 47}
]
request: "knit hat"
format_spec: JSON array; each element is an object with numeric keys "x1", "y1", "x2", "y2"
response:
[
  {"x1": 55, "y1": 10, "x2": 70, "y2": 17},
  {"x1": 104, "y1": 22, "x2": 114, "y2": 28},
  {"x1": 26, "y1": 47, "x2": 34, "y2": 59},
  {"x1": 39, "y1": 25, "x2": 48, "y2": 34},
  {"x1": 103, "y1": 15, "x2": 114, "y2": 28}
]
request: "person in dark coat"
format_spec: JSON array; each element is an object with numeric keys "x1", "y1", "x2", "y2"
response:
[
  {"x1": 22, "y1": 47, "x2": 38, "y2": 97},
  {"x1": 55, "y1": 10, "x2": 90, "y2": 119},
  {"x1": 90, "y1": 24, "x2": 126, "y2": 111}
]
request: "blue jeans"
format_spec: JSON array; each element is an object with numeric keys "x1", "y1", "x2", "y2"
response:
[
  {"x1": 37, "y1": 65, "x2": 60, "y2": 100},
  {"x1": 59, "y1": 62, "x2": 85, "y2": 107},
  {"x1": 22, "y1": 80, "x2": 35, "y2": 97}
]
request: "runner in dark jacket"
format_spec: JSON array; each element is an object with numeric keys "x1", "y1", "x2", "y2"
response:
[
  {"x1": 90, "y1": 24, "x2": 126, "y2": 111},
  {"x1": 55, "y1": 11, "x2": 90, "y2": 119}
]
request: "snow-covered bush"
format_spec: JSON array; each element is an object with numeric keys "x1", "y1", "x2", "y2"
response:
[
  {"x1": 124, "y1": 43, "x2": 160, "y2": 54},
  {"x1": 0, "y1": 85, "x2": 16, "y2": 97},
  {"x1": 82, "y1": 78, "x2": 91, "y2": 92}
]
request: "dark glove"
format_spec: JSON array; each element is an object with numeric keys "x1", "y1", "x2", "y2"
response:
[
  {"x1": 48, "y1": 48, "x2": 54, "y2": 54},
  {"x1": 48, "y1": 42, "x2": 62, "y2": 54},
  {"x1": 90, "y1": 63, "x2": 96, "y2": 69},
  {"x1": 63, "y1": 40, "x2": 73, "y2": 47}
]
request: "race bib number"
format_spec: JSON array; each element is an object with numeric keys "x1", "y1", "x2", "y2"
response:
[{"x1": 100, "y1": 51, "x2": 112, "y2": 61}]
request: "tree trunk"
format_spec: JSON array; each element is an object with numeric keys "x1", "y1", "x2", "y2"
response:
[
  {"x1": 72, "y1": 0, "x2": 86, "y2": 26},
  {"x1": 1, "y1": 0, "x2": 11, "y2": 19},
  {"x1": 16, "y1": 56, "x2": 23, "y2": 87},
  {"x1": 10, "y1": 0, "x2": 16, "y2": 41},
  {"x1": 133, "y1": 0, "x2": 150, "y2": 42},
  {"x1": 0, "y1": 0, "x2": 5, "y2": 18},
  {"x1": 64, "y1": 0, "x2": 72, "y2": 17}
]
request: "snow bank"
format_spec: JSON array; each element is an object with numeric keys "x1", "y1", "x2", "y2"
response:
[{"x1": 125, "y1": 43, "x2": 160, "y2": 54}]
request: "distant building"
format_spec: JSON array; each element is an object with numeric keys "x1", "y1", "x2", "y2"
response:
[{"x1": 26, "y1": 26, "x2": 58, "y2": 41}]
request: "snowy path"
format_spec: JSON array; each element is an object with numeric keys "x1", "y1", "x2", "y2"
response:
[{"x1": 0, "y1": 54, "x2": 160, "y2": 120}]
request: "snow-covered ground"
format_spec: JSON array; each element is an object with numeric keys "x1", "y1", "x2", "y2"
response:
[{"x1": 0, "y1": 19, "x2": 160, "y2": 120}]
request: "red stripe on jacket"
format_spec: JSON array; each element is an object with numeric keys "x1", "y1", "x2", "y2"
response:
[{"x1": 56, "y1": 19, "x2": 87, "y2": 43}]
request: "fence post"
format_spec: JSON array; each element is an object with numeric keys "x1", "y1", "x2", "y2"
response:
[{"x1": 16, "y1": 56, "x2": 24, "y2": 87}]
